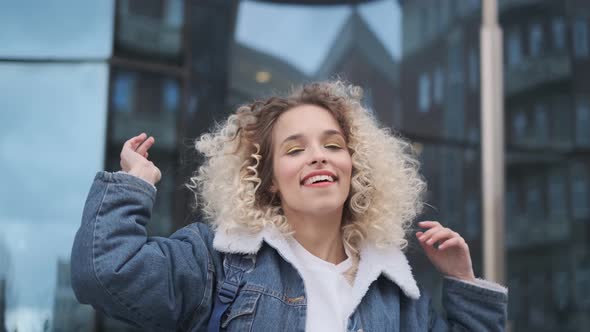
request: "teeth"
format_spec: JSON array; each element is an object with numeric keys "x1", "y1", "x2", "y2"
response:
[{"x1": 304, "y1": 175, "x2": 334, "y2": 185}]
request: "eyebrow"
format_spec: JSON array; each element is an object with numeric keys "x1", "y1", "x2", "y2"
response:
[{"x1": 280, "y1": 129, "x2": 345, "y2": 146}]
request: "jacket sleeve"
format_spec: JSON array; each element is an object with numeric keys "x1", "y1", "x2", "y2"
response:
[
  {"x1": 70, "y1": 171, "x2": 215, "y2": 331},
  {"x1": 429, "y1": 277, "x2": 508, "y2": 331}
]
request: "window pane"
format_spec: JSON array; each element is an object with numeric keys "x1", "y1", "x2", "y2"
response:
[
  {"x1": 503, "y1": 3, "x2": 590, "y2": 329},
  {"x1": 576, "y1": 97, "x2": 590, "y2": 146},
  {"x1": 548, "y1": 168, "x2": 567, "y2": 218},
  {"x1": 534, "y1": 103, "x2": 549, "y2": 144},
  {"x1": 511, "y1": 110, "x2": 526, "y2": 144},
  {"x1": 529, "y1": 22, "x2": 543, "y2": 57},
  {"x1": 434, "y1": 67, "x2": 444, "y2": 104},
  {"x1": 507, "y1": 28, "x2": 523, "y2": 66},
  {"x1": 468, "y1": 47, "x2": 479, "y2": 90},
  {"x1": 552, "y1": 17, "x2": 566, "y2": 50},
  {"x1": 0, "y1": 0, "x2": 114, "y2": 59},
  {"x1": 107, "y1": 69, "x2": 182, "y2": 236},
  {"x1": 419, "y1": 73, "x2": 431, "y2": 112},
  {"x1": 570, "y1": 163, "x2": 590, "y2": 219},
  {"x1": 525, "y1": 175, "x2": 544, "y2": 221},
  {"x1": 574, "y1": 18, "x2": 589, "y2": 58},
  {"x1": 115, "y1": 0, "x2": 184, "y2": 62},
  {"x1": 575, "y1": 266, "x2": 590, "y2": 308},
  {"x1": 0, "y1": 63, "x2": 108, "y2": 332}
]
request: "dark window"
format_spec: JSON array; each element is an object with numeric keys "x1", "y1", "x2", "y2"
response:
[
  {"x1": 552, "y1": 17, "x2": 566, "y2": 51},
  {"x1": 574, "y1": 18, "x2": 589, "y2": 58}
]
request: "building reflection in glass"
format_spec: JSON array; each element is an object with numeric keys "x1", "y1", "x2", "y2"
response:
[
  {"x1": 500, "y1": 0, "x2": 590, "y2": 330},
  {"x1": 115, "y1": 0, "x2": 184, "y2": 63},
  {"x1": 51, "y1": 261, "x2": 93, "y2": 332},
  {"x1": 395, "y1": 0, "x2": 484, "y2": 299}
]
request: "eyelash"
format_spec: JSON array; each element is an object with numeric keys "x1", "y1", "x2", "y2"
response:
[{"x1": 286, "y1": 144, "x2": 342, "y2": 155}]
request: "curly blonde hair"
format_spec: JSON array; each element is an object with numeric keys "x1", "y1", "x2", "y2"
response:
[{"x1": 187, "y1": 80, "x2": 426, "y2": 252}]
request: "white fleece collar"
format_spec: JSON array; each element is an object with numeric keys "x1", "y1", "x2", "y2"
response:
[{"x1": 213, "y1": 224, "x2": 421, "y2": 305}]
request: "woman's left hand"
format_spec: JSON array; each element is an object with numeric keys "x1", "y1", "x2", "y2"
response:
[{"x1": 416, "y1": 221, "x2": 475, "y2": 282}]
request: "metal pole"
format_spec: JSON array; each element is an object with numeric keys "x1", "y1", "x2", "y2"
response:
[{"x1": 480, "y1": 0, "x2": 505, "y2": 284}]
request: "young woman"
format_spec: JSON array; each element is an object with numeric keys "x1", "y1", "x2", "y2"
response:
[{"x1": 71, "y1": 81, "x2": 507, "y2": 331}]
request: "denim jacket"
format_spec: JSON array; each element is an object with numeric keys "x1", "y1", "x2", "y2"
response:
[{"x1": 71, "y1": 171, "x2": 508, "y2": 331}]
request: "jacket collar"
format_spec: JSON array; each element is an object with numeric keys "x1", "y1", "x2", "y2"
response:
[{"x1": 213, "y1": 224, "x2": 421, "y2": 304}]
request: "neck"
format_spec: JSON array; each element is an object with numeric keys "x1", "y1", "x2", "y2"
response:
[{"x1": 283, "y1": 207, "x2": 347, "y2": 264}]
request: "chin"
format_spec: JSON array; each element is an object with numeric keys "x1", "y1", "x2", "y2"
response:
[{"x1": 301, "y1": 201, "x2": 345, "y2": 216}]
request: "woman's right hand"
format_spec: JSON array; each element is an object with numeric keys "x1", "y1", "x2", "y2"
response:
[{"x1": 120, "y1": 133, "x2": 162, "y2": 186}]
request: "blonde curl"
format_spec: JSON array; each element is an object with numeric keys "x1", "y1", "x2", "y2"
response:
[{"x1": 186, "y1": 80, "x2": 426, "y2": 252}]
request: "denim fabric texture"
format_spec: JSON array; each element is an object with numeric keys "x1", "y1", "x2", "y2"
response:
[{"x1": 71, "y1": 171, "x2": 508, "y2": 331}]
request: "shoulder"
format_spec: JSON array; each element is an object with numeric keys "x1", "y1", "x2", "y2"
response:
[
  {"x1": 173, "y1": 221, "x2": 215, "y2": 244},
  {"x1": 169, "y1": 221, "x2": 223, "y2": 267}
]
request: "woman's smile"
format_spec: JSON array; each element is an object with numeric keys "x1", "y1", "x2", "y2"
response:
[{"x1": 303, "y1": 181, "x2": 337, "y2": 188}]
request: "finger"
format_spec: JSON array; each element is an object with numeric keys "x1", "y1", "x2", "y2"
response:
[
  {"x1": 418, "y1": 225, "x2": 443, "y2": 241},
  {"x1": 130, "y1": 133, "x2": 147, "y2": 148},
  {"x1": 426, "y1": 229, "x2": 456, "y2": 246},
  {"x1": 144, "y1": 152, "x2": 149, "y2": 159},
  {"x1": 418, "y1": 221, "x2": 441, "y2": 229},
  {"x1": 418, "y1": 236, "x2": 438, "y2": 255},
  {"x1": 136, "y1": 136, "x2": 155, "y2": 156},
  {"x1": 155, "y1": 167, "x2": 162, "y2": 183},
  {"x1": 438, "y1": 237, "x2": 466, "y2": 250},
  {"x1": 120, "y1": 134, "x2": 148, "y2": 170},
  {"x1": 123, "y1": 133, "x2": 147, "y2": 151}
]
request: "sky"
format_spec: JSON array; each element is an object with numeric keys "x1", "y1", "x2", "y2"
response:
[{"x1": 235, "y1": 0, "x2": 402, "y2": 75}]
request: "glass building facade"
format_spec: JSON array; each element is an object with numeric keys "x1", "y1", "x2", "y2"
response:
[
  {"x1": 0, "y1": 0, "x2": 588, "y2": 331},
  {"x1": 499, "y1": 0, "x2": 590, "y2": 330}
]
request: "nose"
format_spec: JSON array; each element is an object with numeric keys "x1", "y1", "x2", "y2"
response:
[{"x1": 308, "y1": 145, "x2": 328, "y2": 165}]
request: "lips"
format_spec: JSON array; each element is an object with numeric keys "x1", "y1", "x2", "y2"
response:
[{"x1": 300, "y1": 170, "x2": 338, "y2": 186}]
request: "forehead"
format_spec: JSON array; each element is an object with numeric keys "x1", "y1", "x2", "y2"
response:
[{"x1": 272, "y1": 105, "x2": 342, "y2": 142}]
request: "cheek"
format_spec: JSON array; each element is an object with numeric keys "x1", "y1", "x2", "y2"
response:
[
  {"x1": 338, "y1": 154, "x2": 353, "y2": 179},
  {"x1": 273, "y1": 157, "x2": 301, "y2": 187}
]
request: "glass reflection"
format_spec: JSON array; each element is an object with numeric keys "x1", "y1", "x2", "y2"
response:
[
  {"x1": 0, "y1": 63, "x2": 108, "y2": 332},
  {"x1": 0, "y1": 0, "x2": 114, "y2": 59},
  {"x1": 235, "y1": 1, "x2": 400, "y2": 74},
  {"x1": 107, "y1": 70, "x2": 182, "y2": 237},
  {"x1": 115, "y1": 0, "x2": 184, "y2": 62},
  {"x1": 502, "y1": 0, "x2": 590, "y2": 330}
]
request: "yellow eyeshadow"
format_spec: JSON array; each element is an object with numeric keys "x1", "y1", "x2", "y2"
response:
[
  {"x1": 286, "y1": 146, "x2": 303, "y2": 154},
  {"x1": 285, "y1": 141, "x2": 343, "y2": 154}
]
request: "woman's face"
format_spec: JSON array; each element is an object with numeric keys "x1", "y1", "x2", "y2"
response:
[{"x1": 270, "y1": 104, "x2": 352, "y2": 218}]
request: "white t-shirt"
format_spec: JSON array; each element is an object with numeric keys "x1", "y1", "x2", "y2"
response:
[{"x1": 286, "y1": 237, "x2": 354, "y2": 332}]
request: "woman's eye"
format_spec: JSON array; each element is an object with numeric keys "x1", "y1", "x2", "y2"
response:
[
  {"x1": 325, "y1": 144, "x2": 342, "y2": 150},
  {"x1": 286, "y1": 148, "x2": 304, "y2": 155}
]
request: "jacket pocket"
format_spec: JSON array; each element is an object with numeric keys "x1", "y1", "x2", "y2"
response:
[{"x1": 221, "y1": 290, "x2": 261, "y2": 331}]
